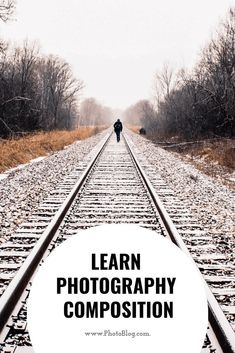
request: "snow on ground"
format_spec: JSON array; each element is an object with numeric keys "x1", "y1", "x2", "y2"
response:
[
  {"x1": 128, "y1": 131, "x2": 234, "y2": 252},
  {"x1": 0, "y1": 128, "x2": 234, "y2": 252},
  {"x1": 0, "y1": 157, "x2": 47, "y2": 181},
  {"x1": 0, "y1": 130, "x2": 108, "y2": 242}
]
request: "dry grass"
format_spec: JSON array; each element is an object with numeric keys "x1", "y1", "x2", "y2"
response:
[
  {"x1": 187, "y1": 139, "x2": 235, "y2": 169},
  {"x1": 140, "y1": 132, "x2": 235, "y2": 188},
  {"x1": 0, "y1": 126, "x2": 106, "y2": 173},
  {"x1": 174, "y1": 139, "x2": 235, "y2": 189}
]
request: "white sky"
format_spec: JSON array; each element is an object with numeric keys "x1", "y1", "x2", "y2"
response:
[{"x1": 0, "y1": 0, "x2": 234, "y2": 109}]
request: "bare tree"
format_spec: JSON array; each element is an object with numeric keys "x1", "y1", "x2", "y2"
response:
[
  {"x1": 155, "y1": 63, "x2": 174, "y2": 102},
  {"x1": 0, "y1": 1, "x2": 15, "y2": 52},
  {"x1": 0, "y1": 0, "x2": 15, "y2": 22},
  {"x1": 38, "y1": 55, "x2": 84, "y2": 129},
  {"x1": 123, "y1": 100, "x2": 156, "y2": 131},
  {"x1": 144, "y1": 7, "x2": 235, "y2": 140},
  {"x1": 79, "y1": 98, "x2": 112, "y2": 126},
  {"x1": 0, "y1": 42, "x2": 85, "y2": 136}
]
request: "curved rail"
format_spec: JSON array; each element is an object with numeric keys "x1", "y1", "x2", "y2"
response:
[
  {"x1": 0, "y1": 130, "x2": 112, "y2": 334},
  {"x1": 123, "y1": 132, "x2": 235, "y2": 353}
]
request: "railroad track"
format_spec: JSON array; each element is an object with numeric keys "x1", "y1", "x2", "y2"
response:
[{"x1": 0, "y1": 130, "x2": 234, "y2": 353}]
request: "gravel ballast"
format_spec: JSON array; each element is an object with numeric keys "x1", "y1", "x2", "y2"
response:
[
  {"x1": 0, "y1": 130, "x2": 108, "y2": 242},
  {"x1": 128, "y1": 130, "x2": 234, "y2": 254},
  {"x1": 0, "y1": 129, "x2": 234, "y2": 253}
]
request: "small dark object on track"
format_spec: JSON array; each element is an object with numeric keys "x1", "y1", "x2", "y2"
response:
[{"x1": 139, "y1": 128, "x2": 146, "y2": 135}]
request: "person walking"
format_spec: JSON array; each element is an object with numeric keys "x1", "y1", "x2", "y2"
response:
[{"x1": 113, "y1": 118, "x2": 123, "y2": 142}]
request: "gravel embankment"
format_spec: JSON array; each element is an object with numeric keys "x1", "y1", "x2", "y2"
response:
[
  {"x1": 128, "y1": 131, "x2": 235, "y2": 252},
  {"x1": 0, "y1": 130, "x2": 108, "y2": 242},
  {"x1": 1, "y1": 129, "x2": 234, "y2": 253}
]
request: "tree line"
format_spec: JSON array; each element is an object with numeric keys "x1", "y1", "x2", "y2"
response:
[
  {"x1": 79, "y1": 98, "x2": 113, "y2": 126},
  {"x1": 0, "y1": 42, "x2": 86, "y2": 137},
  {"x1": 124, "y1": 7, "x2": 235, "y2": 140},
  {"x1": 0, "y1": 1, "x2": 112, "y2": 138}
]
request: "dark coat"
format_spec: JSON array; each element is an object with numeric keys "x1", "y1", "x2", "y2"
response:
[{"x1": 114, "y1": 121, "x2": 123, "y2": 133}]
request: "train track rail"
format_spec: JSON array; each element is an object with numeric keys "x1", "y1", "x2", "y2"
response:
[{"x1": 0, "y1": 130, "x2": 234, "y2": 353}]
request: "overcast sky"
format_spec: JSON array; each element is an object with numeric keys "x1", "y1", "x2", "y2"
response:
[{"x1": 0, "y1": 0, "x2": 234, "y2": 109}]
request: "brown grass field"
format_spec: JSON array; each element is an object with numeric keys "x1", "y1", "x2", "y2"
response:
[
  {"x1": 177, "y1": 139, "x2": 235, "y2": 189},
  {"x1": 0, "y1": 126, "x2": 106, "y2": 173},
  {"x1": 184, "y1": 139, "x2": 235, "y2": 169},
  {"x1": 129, "y1": 127, "x2": 234, "y2": 187}
]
